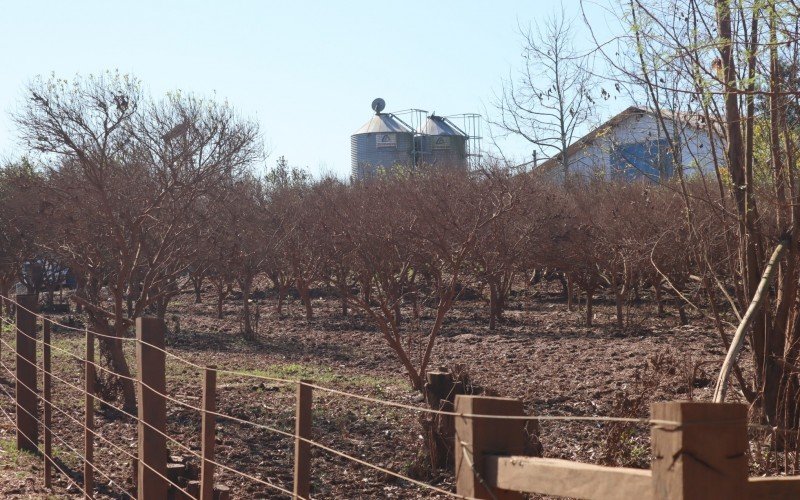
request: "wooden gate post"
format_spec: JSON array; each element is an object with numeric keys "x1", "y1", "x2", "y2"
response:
[
  {"x1": 43, "y1": 319, "x2": 52, "y2": 488},
  {"x1": 136, "y1": 317, "x2": 168, "y2": 500},
  {"x1": 293, "y1": 380, "x2": 312, "y2": 499},
  {"x1": 84, "y1": 328, "x2": 95, "y2": 498},
  {"x1": 454, "y1": 395, "x2": 525, "y2": 500},
  {"x1": 200, "y1": 366, "x2": 217, "y2": 500},
  {"x1": 651, "y1": 402, "x2": 748, "y2": 500},
  {"x1": 15, "y1": 294, "x2": 38, "y2": 453}
]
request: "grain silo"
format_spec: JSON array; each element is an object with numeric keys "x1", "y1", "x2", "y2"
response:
[
  {"x1": 351, "y1": 99, "x2": 415, "y2": 181},
  {"x1": 416, "y1": 115, "x2": 468, "y2": 169}
]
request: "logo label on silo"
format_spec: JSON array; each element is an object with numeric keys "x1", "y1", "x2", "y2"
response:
[
  {"x1": 376, "y1": 134, "x2": 396, "y2": 147},
  {"x1": 433, "y1": 136, "x2": 450, "y2": 149}
]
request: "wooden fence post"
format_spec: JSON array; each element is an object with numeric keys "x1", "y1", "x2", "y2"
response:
[
  {"x1": 136, "y1": 317, "x2": 168, "y2": 500},
  {"x1": 84, "y1": 328, "x2": 95, "y2": 498},
  {"x1": 454, "y1": 395, "x2": 525, "y2": 500},
  {"x1": 43, "y1": 318, "x2": 52, "y2": 488},
  {"x1": 200, "y1": 366, "x2": 217, "y2": 500},
  {"x1": 293, "y1": 380, "x2": 312, "y2": 500},
  {"x1": 651, "y1": 401, "x2": 748, "y2": 500},
  {"x1": 15, "y1": 294, "x2": 38, "y2": 453}
]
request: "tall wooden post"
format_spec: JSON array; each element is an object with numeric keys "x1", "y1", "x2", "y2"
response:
[
  {"x1": 84, "y1": 329, "x2": 95, "y2": 498},
  {"x1": 454, "y1": 395, "x2": 525, "y2": 500},
  {"x1": 15, "y1": 294, "x2": 38, "y2": 453},
  {"x1": 293, "y1": 381, "x2": 312, "y2": 499},
  {"x1": 136, "y1": 317, "x2": 168, "y2": 500},
  {"x1": 43, "y1": 319, "x2": 52, "y2": 488},
  {"x1": 200, "y1": 366, "x2": 217, "y2": 500},
  {"x1": 651, "y1": 402, "x2": 748, "y2": 500}
]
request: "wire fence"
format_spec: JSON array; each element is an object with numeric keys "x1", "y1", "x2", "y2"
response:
[{"x1": 0, "y1": 293, "x2": 795, "y2": 499}]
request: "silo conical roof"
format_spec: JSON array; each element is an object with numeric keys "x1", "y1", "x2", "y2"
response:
[
  {"x1": 418, "y1": 115, "x2": 467, "y2": 136},
  {"x1": 353, "y1": 113, "x2": 413, "y2": 135}
]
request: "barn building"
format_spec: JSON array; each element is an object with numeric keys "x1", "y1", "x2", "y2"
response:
[{"x1": 537, "y1": 106, "x2": 725, "y2": 182}]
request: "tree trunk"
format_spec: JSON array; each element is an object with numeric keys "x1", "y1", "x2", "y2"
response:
[
  {"x1": 339, "y1": 285, "x2": 348, "y2": 316},
  {"x1": 393, "y1": 302, "x2": 402, "y2": 326},
  {"x1": 75, "y1": 276, "x2": 85, "y2": 314},
  {"x1": 192, "y1": 275, "x2": 203, "y2": 304},
  {"x1": 678, "y1": 303, "x2": 688, "y2": 326},
  {"x1": 241, "y1": 278, "x2": 253, "y2": 338},
  {"x1": 559, "y1": 273, "x2": 569, "y2": 300},
  {"x1": 489, "y1": 280, "x2": 498, "y2": 331},
  {"x1": 613, "y1": 273, "x2": 626, "y2": 329},
  {"x1": 215, "y1": 281, "x2": 225, "y2": 320},
  {"x1": 715, "y1": 0, "x2": 779, "y2": 425},
  {"x1": 361, "y1": 278, "x2": 371, "y2": 305},
  {"x1": 276, "y1": 282, "x2": 287, "y2": 317},
  {"x1": 615, "y1": 286, "x2": 624, "y2": 329},
  {"x1": 586, "y1": 292, "x2": 594, "y2": 327},
  {"x1": 566, "y1": 274, "x2": 574, "y2": 312},
  {"x1": 654, "y1": 282, "x2": 664, "y2": 315},
  {"x1": 155, "y1": 297, "x2": 169, "y2": 332},
  {"x1": 337, "y1": 270, "x2": 348, "y2": 317},
  {"x1": 297, "y1": 279, "x2": 313, "y2": 321},
  {"x1": 93, "y1": 317, "x2": 137, "y2": 412}
]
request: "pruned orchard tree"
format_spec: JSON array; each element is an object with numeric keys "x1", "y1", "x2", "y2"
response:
[
  {"x1": 16, "y1": 73, "x2": 261, "y2": 410},
  {"x1": 323, "y1": 168, "x2": 516, "y2": 392},
  {"x1": 0, "y1": 160, "x2": 42, "y2": 314},
  {"x1": 207, "y1": 175, "x2": 273, "y2": 338},
  {"x1": 271, "y1": 169, "x2": 325, "y2": 322}
]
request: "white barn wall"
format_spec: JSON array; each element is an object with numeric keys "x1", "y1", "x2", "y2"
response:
[{"x1": 558, "y1": 112, "x2": 724, "y2": 180}]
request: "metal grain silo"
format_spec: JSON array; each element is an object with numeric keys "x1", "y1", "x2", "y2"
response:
[
  {"x1": 351, "y1": 99, "x2": 415, "y2": 181},
  {"x1": 416, "y1": 115, "x2": 468, "y2": 169}
]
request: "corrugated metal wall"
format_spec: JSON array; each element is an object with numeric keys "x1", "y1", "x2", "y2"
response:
[
  {"x1": 415, "y1": 135, "x2": 467, "y2": 169},
  {"x1": 350, "y1": 132, "x2": 415, "y2": 180}
]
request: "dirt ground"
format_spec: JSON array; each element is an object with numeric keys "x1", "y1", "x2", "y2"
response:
[{"x1": 0, "y1": 283, "x2": 749, "y2": 499}]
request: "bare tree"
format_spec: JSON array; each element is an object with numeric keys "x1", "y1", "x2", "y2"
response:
[
  {"x1": 605, "y1": 0, "x2": 800, "y2": 432},
  {"x1": 16, "y1": 73, "x2": 261, "y2": 409},
  {"x1": 493, "y1": 9, "x2": 596, "y2": 179},
  {"x1": 323, "y1": 169, "x2": 514, "y2": 392}
]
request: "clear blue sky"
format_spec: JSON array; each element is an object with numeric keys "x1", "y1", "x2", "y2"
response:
[{"x1": 0, "y1": 1, "x2": 625, "y2": 178}]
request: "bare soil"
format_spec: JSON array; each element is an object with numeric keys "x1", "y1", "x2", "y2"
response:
[{"x1": 0, "y1": 284, "x2": 745, "y2": 499}]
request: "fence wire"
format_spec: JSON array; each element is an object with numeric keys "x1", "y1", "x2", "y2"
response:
[{"x1": 0, "y1": 293, "x2": 788, "y2": 500}]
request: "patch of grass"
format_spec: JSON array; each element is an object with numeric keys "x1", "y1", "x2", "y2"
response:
[
  {"x1": 0, "y1": 322, "x2": 14, "y2": 335},
  {"x1": 238, "y1": 362, "x2": 403, "y2": 392},
  {"x1": 0, "y1": 437, "x2": 27, "y2": 465}
]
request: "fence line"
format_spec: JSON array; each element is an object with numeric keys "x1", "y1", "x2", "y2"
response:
[
  {"x1": 5, "y1": 294, "x2": 297, "y2": 385},
  {"x1": 0, "y1": 305, "x2": 736, "y2": 427},
  {"x1": 0, "y1": 372, "x2": 91, "y2": 497},
  {"x1": 2, "y1": 293, "x2": 798, "y2": 499},
  {"x1": 0, "y1": 363, "x2": 129, "y2": 498},
  {"x1": 0, "y1": 338, "x2": 178, "y2": 498},
  {"x1": 0, "y1": 295, "x2": 763, "y2": 426},
  {"x1": 3, "y1": 300, "x2": 726, "y2": 426}
]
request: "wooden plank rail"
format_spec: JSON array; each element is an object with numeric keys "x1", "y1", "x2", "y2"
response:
[
  {"x1": 456, "y1": 396, "x2": 800, "y2": 500},
  {"x1": 482, "y1": 457, "x2": 800, "y2": 500},
  {"x1": 484, "y1": 456, "x2": 652, "y2": 500}
]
